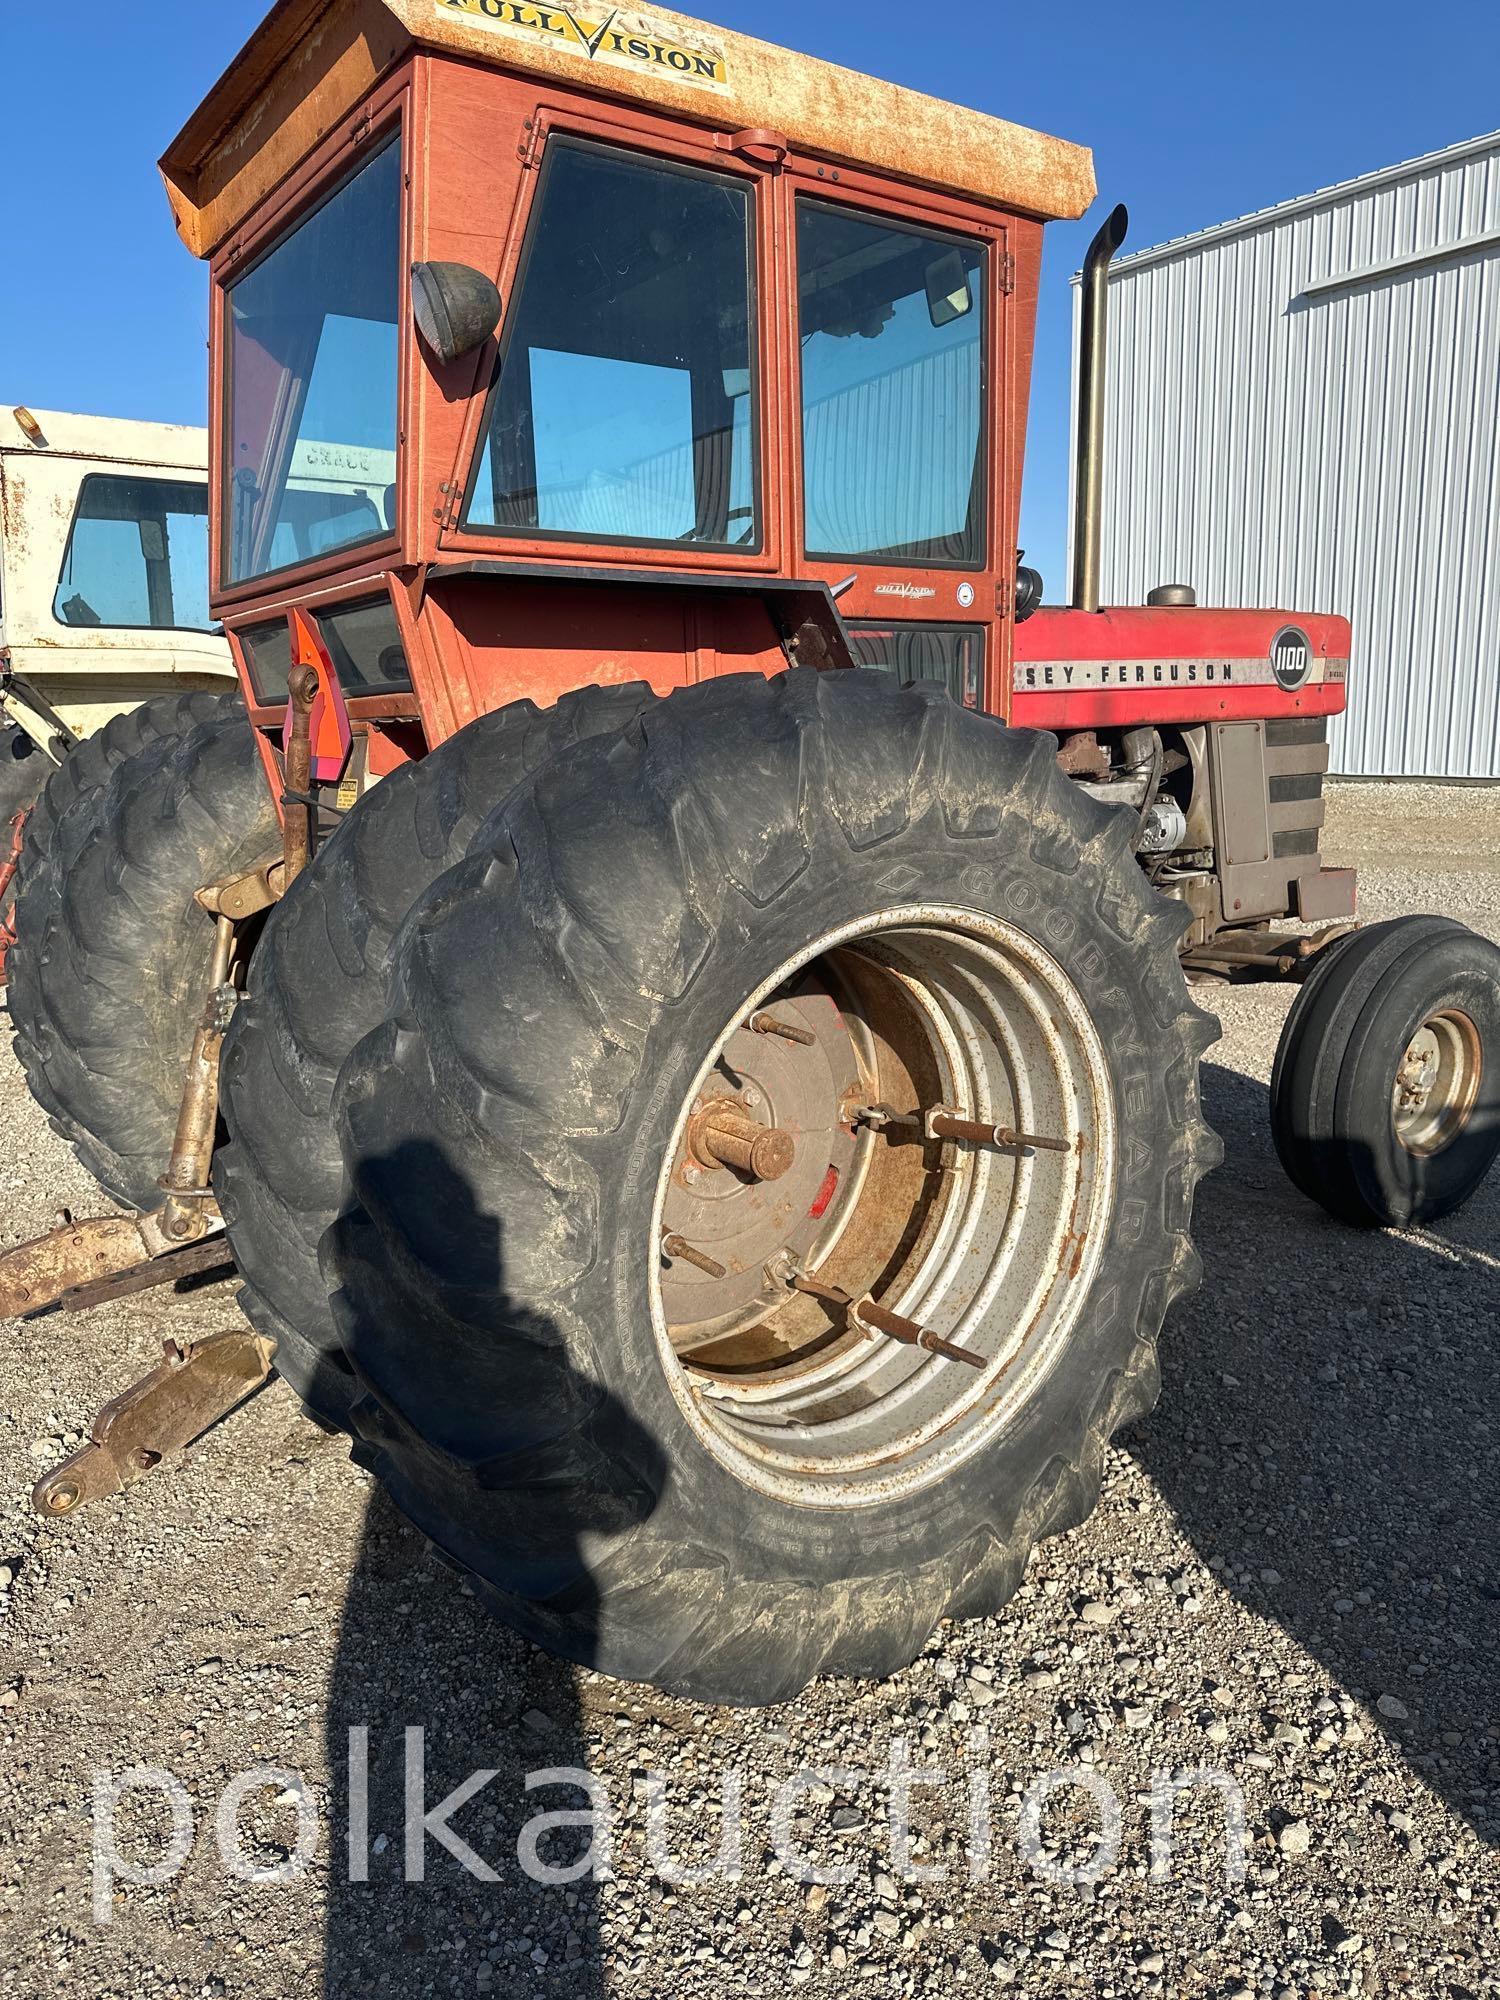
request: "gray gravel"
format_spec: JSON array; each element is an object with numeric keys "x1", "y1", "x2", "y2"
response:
[{"x1": 1, "y1": 781, "x2": 1497, "y2": 1998}]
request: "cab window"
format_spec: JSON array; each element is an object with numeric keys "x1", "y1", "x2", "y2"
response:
[
  {"x1": 798, "y1": 203, "x2": 985, "y2": 566},
  {"x1": 464, "y1": 141, "x2": 758, "y2": 549},
  {"x1": 237, "y1": 596, "x2": 411, "y2": 703},
  {"x1": 222, "y1": 135, "x2": 402, "y2": 585},
  {"x1": 53, "y1": 475, "x2": 213, "y2": 631}
]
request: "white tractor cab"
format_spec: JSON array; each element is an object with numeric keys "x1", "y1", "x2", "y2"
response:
[
  {"x1": 0, "y1": 407, "x2": 230, "y2": 813},
  {"x1": 0, "y1": 406, "x2": 394, "y2": 819}
]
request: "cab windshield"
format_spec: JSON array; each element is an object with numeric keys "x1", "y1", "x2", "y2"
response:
[
  {"x1": 463, "y1": 141, "x2": 758, "y2": 549},
  {"x1": 222, "y1": 136, "x2": 402, "y2": 586},
  {"x1": 53, "y1": 475, "x2": 213, "y2": 632}
]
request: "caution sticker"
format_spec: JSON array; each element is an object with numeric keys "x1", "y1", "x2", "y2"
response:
[{"x1": 435, "y1": 1, "x2": 731, "y2": 92}]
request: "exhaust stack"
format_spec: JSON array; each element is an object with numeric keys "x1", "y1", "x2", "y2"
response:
[{"x1": 1071, "y1": 202, "x2": 1129, "y2": 614}]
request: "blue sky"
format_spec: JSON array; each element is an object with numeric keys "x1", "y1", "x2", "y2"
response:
[{"x1": 5, "y1": 1, "x2": 1500, "y2": 592}]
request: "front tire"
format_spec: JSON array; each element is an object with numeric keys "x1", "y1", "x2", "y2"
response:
[
  {"x1": 329, "y1": 672, "x2": 1221, "y2": 1703},
  {"x1": 1272, "y1": 916, "x2": 1500, "y2": 1227}
]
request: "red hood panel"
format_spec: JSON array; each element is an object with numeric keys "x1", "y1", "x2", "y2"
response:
[{"x1": 1010, "y1": 605, "x2": 1351, "y2": 731}]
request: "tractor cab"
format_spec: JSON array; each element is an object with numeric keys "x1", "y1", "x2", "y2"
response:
[
  {"x1": 160, "y1": 0, "x2": 1094, "y2": 783},
  {"x1": 163, "y1": 1, "x2": 1355, "y2": 958}
]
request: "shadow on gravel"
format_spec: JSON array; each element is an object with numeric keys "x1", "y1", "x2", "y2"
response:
[
  {"x1": 319, "y1": 1147, "x2": 661, "y2": 1998},
  {"x1": 321, "y1": 1495, "x2": 614, "y2": 1998},
  {"x1": 1134, "y1": 1058, "x2": 1499, "y2": 1847}
]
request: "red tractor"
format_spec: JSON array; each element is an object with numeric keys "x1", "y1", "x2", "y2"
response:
[{"x1": 4, "y1": 0, "x2": 1495, "y2": 1704}]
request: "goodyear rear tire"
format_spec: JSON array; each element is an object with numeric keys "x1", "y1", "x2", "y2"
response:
[
  {"x1": 1272, "y1": 915, "x2": 1500, "y2": 1227},
  {"x1": 329, "y1": 671, "x2": 1221, "y2": 1704},
  {"x1": 215, "y1": 682, "x2": 656, "y2": 1424},
  {"x1": 8, "y1": 696, "x2": 277, "y2": 1208}
]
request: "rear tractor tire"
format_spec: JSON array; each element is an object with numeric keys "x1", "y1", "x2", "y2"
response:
[
  {"x1": 6, "y1": 692, "x2": 226, "y2": 962},
  {"x1": 215, "y1": 682, "x2": 657, "y2": 1426},
  {"x1": 1272, "y1": 915, "x2": 1500, "y2": 1227},
  {"x1": 7, "y1": 695, "x2": 278, "y2": 1209},
  {"x1": 328, "y1": 670, "x2": 1221, "y2": 1705}
]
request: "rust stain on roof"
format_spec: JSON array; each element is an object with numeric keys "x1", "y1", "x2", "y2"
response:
[{"x1": 162, "y1": 0, "x2": 1096, "y2": 257}]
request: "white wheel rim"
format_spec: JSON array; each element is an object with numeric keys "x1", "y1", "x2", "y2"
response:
[{"x1": 647, "y1": 905, "x2": 1119, "y2": 1508}]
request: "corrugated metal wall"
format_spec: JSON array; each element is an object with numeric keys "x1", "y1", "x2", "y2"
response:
[
  {"x1": 803, "y1": 345, "x2": 979, "y2": 558},
  {"x1": 1080, "y1": 132, "x2": 1500, "y2": 778},
  {"x1": 533, "y1": 345, "x2": 977, "y2": 551}
]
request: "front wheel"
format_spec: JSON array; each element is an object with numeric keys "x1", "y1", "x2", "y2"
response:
[
  {"x1": 1271, "y1": 916, "x2": 1500, "y2": 1227},
  {"x1": 329, "y1": 672, "x2": 1220, "y2": 1704}
]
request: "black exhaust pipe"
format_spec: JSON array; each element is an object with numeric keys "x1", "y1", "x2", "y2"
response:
[{"x1": 1071, "y1": 202, "x2": 1129, "y2": 614}]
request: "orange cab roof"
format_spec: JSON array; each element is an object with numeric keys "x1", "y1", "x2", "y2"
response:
[{"x1": 161, "y1": 0, "x2": 1097, "y2": 257}]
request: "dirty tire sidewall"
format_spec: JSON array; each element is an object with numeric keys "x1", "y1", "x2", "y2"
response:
[
  {"x1": 10, "y1": 697, "x2": 277, "y2": 1209},
  {"x1": 216, "y1": 682, "x2": 659, "y2": 1427},
  {"x1": 1334, "y1": 926, "x2": 1500, "y2": 1226},
  {"x1": 331, "y1": 673, "x2": 1220, "y2": 1705}
]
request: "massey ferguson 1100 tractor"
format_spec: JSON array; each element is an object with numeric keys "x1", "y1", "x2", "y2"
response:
[{"x1": 4, "y1": 1, "x2": 1496, "y2": 1704}]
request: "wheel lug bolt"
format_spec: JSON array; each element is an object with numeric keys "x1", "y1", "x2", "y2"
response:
[
  {"x1": 749, "y1": 1011, "x2": 817, "y2": 1046},
  {"x1": 662, "y1": 1233, "x2": 728, "y2": 1279}
]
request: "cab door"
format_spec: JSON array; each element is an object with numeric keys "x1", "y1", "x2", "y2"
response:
[{"x1": 779, "y1": 166, "x2": 1010, "y2": 717}]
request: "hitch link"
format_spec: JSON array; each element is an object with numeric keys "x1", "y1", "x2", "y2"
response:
[
  {"x1": 0, "y1": 1210, "x2": 227, "y2": 1319},
  {"x1": 32, "y1": 1328, "x2": 276, "y2": 1516},
  {"x1": 0, "y1": 915, "x2": 238, "y2": 1320},
  {"x1": 156, "y1": 914, "x2": 237, "y2": 1235}
]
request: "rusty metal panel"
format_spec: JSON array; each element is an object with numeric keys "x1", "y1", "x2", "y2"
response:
[{"x1": 1076, "y1": 129, "x2": 1500, "y2": 778}]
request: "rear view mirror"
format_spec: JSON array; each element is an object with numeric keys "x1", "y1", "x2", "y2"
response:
[
  {"x1": 138, "y1": 519, "x2": 167, "y2": 563},
  {"x1": 926, "y1": 250, "x2": 972, "y2": 327},
  {"x1": 411, "y1": 261, "x2": 503, "y2": 365}
]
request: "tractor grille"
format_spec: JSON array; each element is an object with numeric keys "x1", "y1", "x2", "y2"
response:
[{"x1": 1266, "y1": 717, "x2": 1327, "y2": 860}]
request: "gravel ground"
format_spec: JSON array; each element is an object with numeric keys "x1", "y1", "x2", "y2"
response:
[{"x1": 1, "y1": 781, "x2": 1496, "y2": 1999}]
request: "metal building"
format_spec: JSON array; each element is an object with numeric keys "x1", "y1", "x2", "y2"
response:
[{"x1": 1079, "y1": 131, "x2": 1500, "y2": 779}]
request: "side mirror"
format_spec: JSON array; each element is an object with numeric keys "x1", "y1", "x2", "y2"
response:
[
  {"x1": 925, "y1": 250, "x2": 973, "y2": 328},
  {"x1": 411, "y1": 261, "x2": 503, "y2": 366}
]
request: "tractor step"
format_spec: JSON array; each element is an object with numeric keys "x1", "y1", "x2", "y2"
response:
[
  {"x1": 0, "y1": 1207, "x2": 226, "y2": 1320},
  {"x1": 32, "y1": 1328, "x2": 276, "y2": 1517}
]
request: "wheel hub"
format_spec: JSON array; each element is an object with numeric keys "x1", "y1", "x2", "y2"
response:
[
  {"x1": 1392, "y1": 1008, "x2": 1482, "y2": 1156},
  {"x1": 649, "y1": 907, "x2": 1117, "y2": 1507},
  {"x1": 659, "y1": 989, "x2": 860, "y2": 1334}
]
